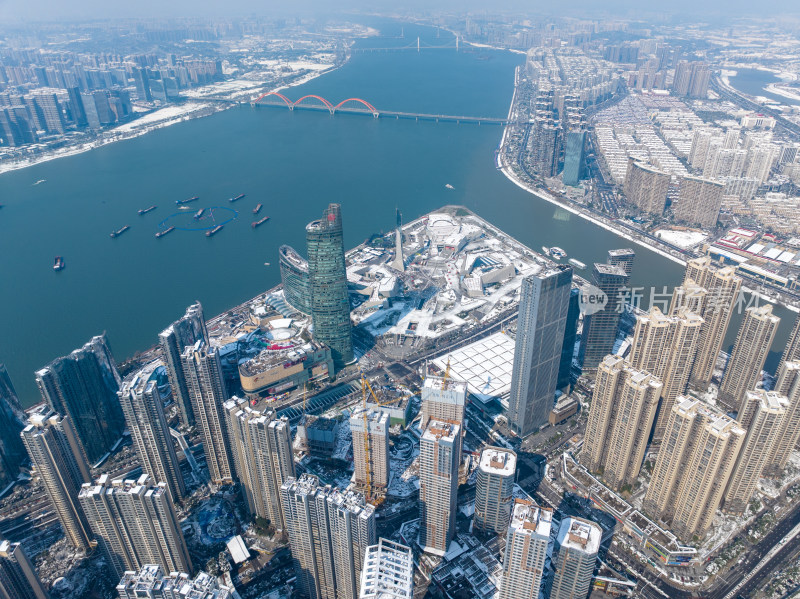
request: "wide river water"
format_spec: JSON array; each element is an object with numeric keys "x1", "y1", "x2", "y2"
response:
[{"x1": 0, "y1": 23, "x2": 793, "y2": 405}]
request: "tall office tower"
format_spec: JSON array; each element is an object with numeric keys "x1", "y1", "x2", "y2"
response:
[
  {"x1": 670, "y1": 281, "x2": 707, "y2": 315},
  {"x1": 390, "y1": 208, "x2": 405, "y2": 272},
  {"x1": 419, "y1": 420, "x2": 461, "y2": 556},
  {"x1": 474, "y1": 447, "x2": 516, "y2": 536},
  {"x1": 80, "y1": 92, "x2": 101, "y2": 128},
  {"x1": 224, "y1": 397, "x2": 295, "y2": 531},
  {"x1": 723, "y1": 390, "x2": 787, "y2": 515},
  {"x1": 306, "y1": 203, "x2": 353, "y2": 370},
  {"x1": 118, "y1": 363, "x2": 185, "y2": 503},
  {"x1": 642, "y1": 398, "x2": 745, "y2": 542},
  {"x1": 550, "y1": 518, "x2": 601, "y2": 599},
  {"x1": 66, "y1": 87, "x2": 87, "y2": 127},
  {"x1": 580, "y1": 264, "x2": 629, "y2": 369},
  {"x1": 623, "y1": 160, "x2": 671, "y2": 216},
  {"x1": 557, "y1": 287, "x2": 581, "y2": 392},
  {"x1": 765, "y1": 362, "x2": 800, "y2": 477},
  {"x1": 581, "y1": 355, "x2": 661, "y2": 491},
  {"x1": 35, "y1": 334, "x2": 125, "y2": 465},
  {"x1": 281, "y1": 475, "x2": 376, "y2": 599},
  {"x1": 117, "y1": 565, "x2": 235, "y2": 599},
  {"x1": 718, "y1": 304, "x2": 780, "y2": 411},
  {"x1": 0, "y1": 367, "x2": 25, "y2": 491},
  {"x1": 79, "y1": 474, "x2": 192, "y2": 579},
  {"x1": 778, "y1": 314, "x2": 800, "y2": 375},
  {"x1": 91, "y1": 91, "x2": 115, "y2": 125},
  {"x1": 419, "y1": 375, "x2": 467, "y2": 430},
  {"x1": 628, "y1": 307, "x2": 703, "y2": 442},
  {"x1": 508, "y1": 266, "x2": 573, "y2": 436},
  {"x1": 673, "y1": 176, "x2": 725, "y2": 227},
  {"x1": 279, "y1": 245, "x2": 312, "y2": 315},
  {"x1": 32, "y1": 92, "x2": 65, "y2": 134},
  {"x1": 181, "y1": 342, "x2": 234, "y2": 484},
  {"x1": 607, "y1": 248, "x2": 635, "y2": 277},
  {"x1": 21, "y1": 409, "x2": 92, "y2": 549},
  {"x1": 0, "y1": 108, "x2": 32, "y2": 146},
  {"x1": 359, "y1": 539, "x2": 414, "y2": 599},
  {"x1": 159, "y1": 302, "x2": 208, "y2": 426},
  {"x1": 0, "y1": 540, "x2": 48, "y2": 599},
  {"x1": 350, "y1": 408, "x2": 390, "y2": 493},
  {"x1": 499, "y1": 499, "x2": 552, "y2": 599},
  {"x1": 132, "y1": 67, "x2": 152, "y2": 102},
  {"x1": 690, "y1": 266, "x2": 742, "y2": 389},
  {"x1": 562, "y1": 130, "x2": 587, "y2": 186}
]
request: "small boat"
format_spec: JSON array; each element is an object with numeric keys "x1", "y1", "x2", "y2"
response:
[
  {"x1": 228, "y1": 194, "x2": 246, "y2": 203},
  {"x1": 251, "y1": 216, "x2": 270, "y2": 228},
  {"x1": 138, "y1": 205, "x2": 156, "y2": 215},
  {"x1": 33, "y1": 179, "x2": 46, "y2": 186},
  {"x1": 569, "y1": 258, "x2": 587, "y2": 270},
  {"x1": 542, "y1": 246, "x2": 551, "y2": 256},
  {"x1": 155, "y1": 226, "x2": 175, "y2": 238},
  {"x1": 445, "y1": 184, "x2": 454, "y2": 190},
  {"x1": 206, "y1": 225, "x2": 224, "y2": 237},
  {"x1": 253, "y1": 204, "x2": 263, "y2": 215},
  {"x1": 550, "y1": 247, "x2": 567, "y2": 259},
  {"x1": 264, "y1": 262, "x2": 270, "y2": 266},
  {"x1": 53, "y1": 256, "x2": 65, "y2": 271},
  {"x1": 193, "y1": 209, "x2": 205, "y2": 220},
  {"x1": 110, "y1": 225, "x2": 130, "y2": 238},
  {"x1": 176, "y1": 196, "x2": 199, "y2": 205}
]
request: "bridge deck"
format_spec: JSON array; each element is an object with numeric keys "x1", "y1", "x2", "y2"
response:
[{"x1": 253, "y1": 102, "x2": 508, "y2": 124}]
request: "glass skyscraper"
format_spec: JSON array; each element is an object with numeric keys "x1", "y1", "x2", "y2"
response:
[
  {"x1": 278, "y1": 244, "x2": 312, "y2": 315},
  {"x1": 562, "y1": 130, "x2": 586, "y2": 187},
  {"x1": 507, "y1": 265, "x2": 573, "y2": 436},
  {"x1": 580, "y1": 264, "x2": 629, "y2": 369},
  {"x1": 306, "y1": 203, "x2": 354, "y2": 369}
]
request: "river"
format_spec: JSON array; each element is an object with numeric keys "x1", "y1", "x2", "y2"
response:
[{"x1": 0, "y1": 22, "x2": 793, "y2": 405}]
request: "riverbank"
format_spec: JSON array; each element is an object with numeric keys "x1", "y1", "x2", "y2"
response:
[{"x1": 0, "y1": 63, "x2": 343, "y2": 177}]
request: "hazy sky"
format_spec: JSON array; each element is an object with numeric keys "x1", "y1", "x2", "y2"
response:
[{"x1": 0, "y1": 0, "x2": 798, "y2": 23}]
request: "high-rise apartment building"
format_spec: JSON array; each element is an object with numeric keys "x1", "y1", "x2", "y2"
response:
[
  {"x1": 508, "y1": 266, "x2": 573, "y2": 436},
  {"x1": 557, "y1": 288, "x2": 581, "y2": 392},
  {"x1": 581, "y1": 355, "x2": 661, "y2": 491},
  {"x1": 718, "y1": 304, "x2": 780, "y2": 411},
  {"x1": 224, "y1": 397, "x2": 295, "y2": 531},
  {"x1": 499, "y1": 499, "x2": 552, "y2": 599},
  {"x1": 607, "y1": 248, "x2": 635, "y2": 277},
  {"x1": 419, "y1": 420, "x2": 462, "y2": 556},
  {"x1": 306, "y1": 203, "x2": 354, "y2": 369},
  {"x1": 21, "y1": 408, "x2": 92, "y2": 549},
  {"x1": 581, "y1": 264, "x2": 629, "y2": 369},
  {"x1": 474, "y1": 447, "x2": 516, "y2": 536},
  {"x1": 159, "y1": 302, "x2": 208, "y2": 426},
  {"x1": 688, "y1": 263, "x2": 742, "y2": 389},
  {"x1": 79, "y1": 474, "x2": 192, "y2": 579},
  {"x1": 181, "y1": 342, "x2": 234, "y2": 484},
  {"x1": 673, "y1": 61, "x2": 710, "y2": 98},
  {"x1": 778, "y1": 314, "x2": 800, "y2": 375},
  {"x1": 359, "y1": 539, "x2": 414, "y2": 599},
  {"x1": 723, "y1": 390, "x2": 787, "y2": 515},
  {"x1": 670, "y1": 281, "x2": 707, "y2": 315},
  {"x1": 550, "y1": 517, "x2": 601, "y2": 599},
  {"x1": 528, "y1": 116, "x2": 561, "y2": 178},
  {"x1": 32, "y1": 91, "x2": 64, "y2": 134},
  {"x1": 279, "y1": 245, "x2": 312, "y2": 315},
  {"x1": 673, "y1": 176, "x2": 725, "y2": 227},
  {"x1": 117, "y1": 565, "x2": 235, "y2": 599},
  {"x1": 0, "y1": 366, "x2": 25, "y2": 491},
  {"x1": 281, "y1": 475, "x2": 376, "y2": 599},
  {"x1": 350, "y1": 408, "x2": 390, "y2": 493},
  {"x1": 419, "y1": 375, "x2": 467, "y2": 430},
  {"x1": 642, "y1": 398, "x2": 745, "y2": 542},
  {"x1": 628, "y1": 307, "x2": 703, "y2": 442},
  {"x1": 0, "y1": 540, "x2": 48, "y2": 599},
  {"x1": 624, "y1": 160, "x2": 671, "y2": 216},
  {"x1": 118, "y1": 363, "x2": 186, "y2": 503},
  {"x1": 765, "y1": 361, "x2": 800, "y2": 477},
  {"x1": 35, "y1": 334, "x2": 125, "y2": 465}
]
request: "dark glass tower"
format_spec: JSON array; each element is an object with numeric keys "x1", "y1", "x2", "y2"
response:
[
  {"x1": 35, "y1": 334, "x2": 125, "y2": 465},
  {"x1": 562, "y1": 130, "x2": 586, "y2": 187},
  {"x1": 306, "y1": 203, "x2": 353, "y2": 369},
  {"x1": 557, "y1": 287, "x2": 581, "y2": 391},
  {"x1": 0, "y1": 365, "x2": 25, "y2": 491},
  {"x1": 580, "y1": 264, "x2": 629, "y2": 369},
  {"x1": 507, "y1": 265, "x2": 573, "y2": 436},
  {"x1": 278, "y1": 245, "x2": 312, "y2": 315}
]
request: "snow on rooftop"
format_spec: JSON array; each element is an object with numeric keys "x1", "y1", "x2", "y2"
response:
[
  {"x1": 226, "y1": 535, "x2": 251, "y2": 564},
  {"x1": 557, "y1": 517, "x2": 602, "y2": 555},
  {"x1": 479, "y1": 447, "x2": 517, "y2": 476}
]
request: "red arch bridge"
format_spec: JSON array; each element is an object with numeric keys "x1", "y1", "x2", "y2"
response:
[{"x1": 251, "y1": 92, "x2": 508, "y2": 125}]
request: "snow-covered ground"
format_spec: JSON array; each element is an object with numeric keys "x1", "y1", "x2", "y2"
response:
[
  {"x1": 113, "y1": 102, "x2": 209, "y2": 133},
  {"x1": 654, "y1": 228, "x2": 708, "y2": 249}
]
